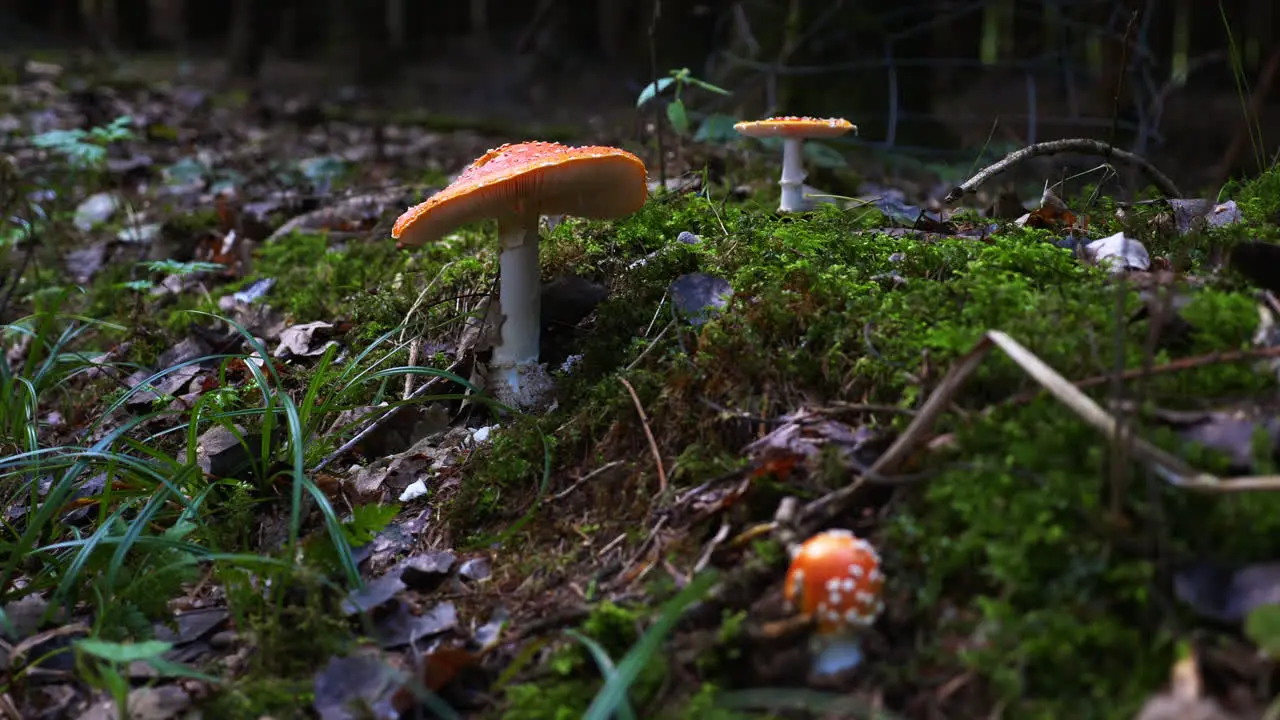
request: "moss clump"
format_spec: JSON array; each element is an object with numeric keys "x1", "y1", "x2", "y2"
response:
[
  {"x1": 232, "y1": 229, "x2": 490, "y2": 344},
  {"x1": 501, "y1": 601, "x2": 668, "y2": 719},
  {"x1": 202, "y1": 677, "x2": 315, "y2": 720},
  {"x1": 451, "y1": 176, "x2": 1280, "y2": 716}
]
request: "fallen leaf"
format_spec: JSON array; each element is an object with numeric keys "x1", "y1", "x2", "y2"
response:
[
  {"x1": 373, "y1": 601, "x2": 457, "y2": 649},
  {"x1": 273, "y1": 321, "x2": 339, "y2": 359},
  {"x1": 1086, "y1": 231, "x2": 1150, "y2": 273},
  {"x1": 312, "y1": 653, "x2": 403, "y2": 720}
]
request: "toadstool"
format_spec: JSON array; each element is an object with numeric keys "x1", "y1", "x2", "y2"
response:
[
  {"x1": 392, "y1": 141, "x2": 648, "y2": 411},
  {"x1": 734, "y1": 116, "x2": 855, "y2": 213},
  {"x1": 783, "y1": 528, "x2": 884, "y2": 677}
]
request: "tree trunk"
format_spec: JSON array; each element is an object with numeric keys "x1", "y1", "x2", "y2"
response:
[{"x1": 225, "y1": 0, "x2": 265, "y2": 81}]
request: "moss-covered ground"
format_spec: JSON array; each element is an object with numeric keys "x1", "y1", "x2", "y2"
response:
[{"x1": 8, "y1": 66, "x2": 1280, "y2": 719}]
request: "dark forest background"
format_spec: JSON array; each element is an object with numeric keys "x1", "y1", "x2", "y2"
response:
[{"x1": 4, "y1": 0, "x2": 1278, "y2": 190}]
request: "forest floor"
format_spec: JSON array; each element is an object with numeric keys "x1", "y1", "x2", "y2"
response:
[{"x1": 5, "y1": 56, "x2": 1280, "y2": 720}]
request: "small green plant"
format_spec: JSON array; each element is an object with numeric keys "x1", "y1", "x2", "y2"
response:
[
  {"x1": 636, "y1": 67, "x2": 731, "y2": 138},
  {"x1": 31, "y1": 116, "x2": 135, "y2": 170},
  {"x1": 74, "y1": 637, "x2": 219, "y2": 715}
]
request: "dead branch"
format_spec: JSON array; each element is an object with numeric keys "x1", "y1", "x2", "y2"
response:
[{"x1": 943, "y1": 138, "x2": 1182, "y2": 205}]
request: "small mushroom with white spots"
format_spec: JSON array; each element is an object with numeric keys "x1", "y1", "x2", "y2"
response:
[{"x1": 783, "y1": 528, "x2": 885, "y2": 677}]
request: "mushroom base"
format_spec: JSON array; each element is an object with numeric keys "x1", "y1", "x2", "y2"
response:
[
  {"x1": 488, "y1": 359, "x2": 557, "y2": 414},
  {"x1": 807, "y1": 633, "x2": 865, "y2": 678}
]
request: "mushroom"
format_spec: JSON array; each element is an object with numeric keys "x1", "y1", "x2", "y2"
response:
[
  {"x1": 392, "y1": 141, "x2": 648, "y2": 412},
  {"x1": 783, "y1": 528, "x2": 885, "y2": 677},
  {"x1": 734, "y1": 116, "x2": 855, "y2": 212}
]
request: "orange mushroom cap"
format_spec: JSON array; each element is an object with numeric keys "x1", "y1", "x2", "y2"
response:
[
  {"x1": 734, "y1": 116, "x2": 856, "y2": 140},
  {"x1": 784, "y1": 529, "x2": 884, "y2": 635},
  {"x1": 393, "y1": 141, "x2": 649, "y2": 248}
]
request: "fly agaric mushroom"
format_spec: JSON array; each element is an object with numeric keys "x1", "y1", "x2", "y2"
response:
[
  {"x1": 392, "y1": 141, "x2": 648, "y2": 411},
  {"x1": 784, "y1": 528, "x2": 884, "y2": 676},
  {"x1": 734, "y1": 116, "x2": 855, "y2": 213}
]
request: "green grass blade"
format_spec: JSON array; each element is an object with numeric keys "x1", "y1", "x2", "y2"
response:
[{"x1": 582, "y1": 570, "x2": 719, "y2": 720}]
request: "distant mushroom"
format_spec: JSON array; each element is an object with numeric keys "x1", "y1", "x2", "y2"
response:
[
  {"x1": 393, "y1": 141, "x2": 648, "y2": 411},
  {"x1": 734, "y1": 116, "x2": 855, "y2": 212},
  {"x1": 783, "y1": 528, "x2": 885, "y2": 676}
]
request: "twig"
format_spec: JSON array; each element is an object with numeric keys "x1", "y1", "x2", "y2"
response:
[
  {"x1": 1007, "y1": 343, "x2": 1280, "y2": 406},
  {"x1": 625, "y1": 321, "x2": 672, "y2": 372},
  {"x1": 942, "y1": 138, "x2": 1182, "y2": 205},
  {"x1": 552, "y1": 460, "x2": 627, "y2": 501},
  {"x1": 264, "y1": 185, "x2": 413, "y2": 244},
  {"x1": 692, "y1": 520, "x2": 731, "y2": 575},
  {"x1": 313, "y1": 359, "x2": 464, "y2": 472},
  {"x1": 398, "y1": 260, "x2": 456, "y2": 398},
  {"x1": 619, "y1": 376, "x2": 667, "y2": 493}
]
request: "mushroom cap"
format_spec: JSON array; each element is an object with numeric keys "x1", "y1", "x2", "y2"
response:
[
  {"x1": 784, "y1": 529, "x2": 884, "y2": 634},
  {"x1": 734, "y1": 116, "x2": 856, "y2": 139},
  {"x1": 393, "y1": 141, "x2": 649, "y2": 247}
]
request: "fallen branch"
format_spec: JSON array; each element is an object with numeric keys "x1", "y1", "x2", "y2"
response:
[
  {"x1": 1009, "y1": 343, "x2": 1280, "y2": 406},
  {"x1": 942, "y1": 138, "x2": 1182, "y2": 205},
  {"x1": 797, "y1": 330, "x2": 1280, "y2": 542}
]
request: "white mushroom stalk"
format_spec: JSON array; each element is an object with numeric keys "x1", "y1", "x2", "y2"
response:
[
  {"x1": 778, "y1": 137, "x2": 808, "y2": 212},
  {"x1": 492, "y1": 215, "x2": 542, "y2": 389}
]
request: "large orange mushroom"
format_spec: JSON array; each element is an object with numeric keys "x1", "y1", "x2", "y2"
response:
[
  {"x1": 393, "y1": 141, "x2": 648, "y2": 411},
  {"x1": 734, "y1": 116, "x2": 855, "y2": 212}
]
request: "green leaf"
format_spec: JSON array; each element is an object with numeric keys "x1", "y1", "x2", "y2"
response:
[
  {"x1": 686, "y1": 77, "x2": 732, "y2": 96},
  {"x1": 1245, "y1": 604, "x2": 1280, "y2": 655},
  {"x1": 666, "y1": 100, "x2": 690, "y2": 136},
  {"x1": 636, "y1": 77, "x2": 676, "y2": 107},
  {"x1": 566, "y1": 630, "x2": 636, "y2": 720},
  {"x1": 145, "y1": 656, "x2": 223, "y2": 684},
  {"x1": 76, "y1": 638, "x2": 172, "y2": 663},
  {"x1": 141, "y1": 259, "x2": 226, "y2": 275},
  {"x1": 344, "y1": 503, "x2": 401, "y2": 547},
  {"x1": 804, "y1": 142, "x2": 848, "y2": 169},
  {"x1": 693, "y1": 114, "x2": 742, "y2": 144}
]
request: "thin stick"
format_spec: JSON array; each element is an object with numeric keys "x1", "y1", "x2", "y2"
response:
[
  {"x1": 620, "y1": 376, "x2": 667, "y2": 492},
  {"x1": 942, "y1": 138, "x2": 1182, "y2": 204},
  {"x1": 313, "y1": 359, "x2": 464, "y2": 472},
  {"x1": 1007, "y1": 343, "x2": 1280, "y2": 405},
  {"x1": 398, "y1": 260, "x2": 455, "y2": 398}
]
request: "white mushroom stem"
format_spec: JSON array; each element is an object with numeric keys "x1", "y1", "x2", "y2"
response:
[
  {"x1": 778, "y1": 137, "x2": 809, "y2": 212},
  {"x1": 810, "y1": 634, "x2": 865, "y2": 677},
  {"x1": 492, "y1": 216, "x2": 542, "y2": 391}
]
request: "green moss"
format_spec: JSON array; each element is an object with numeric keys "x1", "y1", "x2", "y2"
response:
[
  {"x1": 202, "y1": 677, "x2": 315, "y2": 719},
  {"x1": 458, "y1": 176, "x2": 1280, "y2": 716},
  {"x1": 233, "y1": 229, "x2": 492, "y2": 344},
  {"x1": 500, "y1": 601, "x2": 670, "y2": 720}
]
